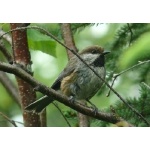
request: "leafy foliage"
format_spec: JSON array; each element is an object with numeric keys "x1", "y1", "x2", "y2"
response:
[{"x1": 95, "y1": 84, "x2": 150, "y2": 127}]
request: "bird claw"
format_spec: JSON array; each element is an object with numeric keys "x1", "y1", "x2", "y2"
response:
[
  {"x1": 33, "y1": 85, "x2": 40, "y2": 91},
  {"x1": 92, "y1": 106, "x2": 98, "y2": 116},
  {"x1": 68, "y1": 96, "x2": 75, "y2": 103},
  {"x1": 68, "y1": 97, "x2": 98, "y2": 115},
  {"x1": 87, "y1": 100, "x2": 98, "y2": 116}
]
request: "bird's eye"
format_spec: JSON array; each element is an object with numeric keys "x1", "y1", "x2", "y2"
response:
[{"x1": 91, "y1": 50, "x2": 98, "y2": 54}]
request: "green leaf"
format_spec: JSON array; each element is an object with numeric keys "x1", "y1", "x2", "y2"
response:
[
  {"x1": 118, "y1": 32, "x2": 150, "y2": 70},
  {"x1": 27, "y1": 29, "x2": 57, "y2": 57}
]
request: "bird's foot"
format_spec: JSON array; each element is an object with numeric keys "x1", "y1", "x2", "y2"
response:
[
  {"x1": 87, "y1": 100, "x2": 98, "y2": 116},
  {"x1": 68, "y1": 96, "x2": 75, "y2": 104}
]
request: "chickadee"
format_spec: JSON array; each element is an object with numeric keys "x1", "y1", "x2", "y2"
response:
[{"x1": 25, "y1": 45, "x2": 110, "y2": 113}]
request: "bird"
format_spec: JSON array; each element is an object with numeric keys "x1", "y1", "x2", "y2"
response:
[{"x1": 25, "y1": 45, "x2": 110, "y2": 113}]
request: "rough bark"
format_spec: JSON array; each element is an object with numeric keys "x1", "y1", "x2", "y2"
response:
[{"x1": 10, "y1": 23, "x2": 41, "y2": 127}]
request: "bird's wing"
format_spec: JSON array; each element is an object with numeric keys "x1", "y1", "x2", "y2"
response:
[{"x1": 51, "y1": 57, "x2": 77, "y2": 90}]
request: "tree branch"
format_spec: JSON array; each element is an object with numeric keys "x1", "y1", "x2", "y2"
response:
[
  {"x1": 142, "y1": 82, "x2": 150, "y2": 90},
  {"x1": 0, "y1": 61, "x2": 124, "y2": 124},
  {"x1": 0, "y1": 112, "x2": 17, "y2": 127},
  {"x1": 53, "y1": 102, "x2": 71, "y2": 127},
  {"x1": 61, "y1": 23, "x2": 78, "y2": 58}
]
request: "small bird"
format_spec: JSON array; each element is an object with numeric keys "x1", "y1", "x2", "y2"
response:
[{"x1": 25, "y1": 45, "x2": 110, "y2": 113}]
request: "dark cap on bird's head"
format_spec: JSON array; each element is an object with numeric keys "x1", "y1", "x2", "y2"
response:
[{"x1": 80, "y1": 45, "x2": 110, "y2": 55}]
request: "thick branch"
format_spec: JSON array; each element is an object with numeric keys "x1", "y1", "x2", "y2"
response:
[
  {"x1": 61, "y1": 23, "x2": 78, "y2": 58},
  {"x1": 10, "y1": 23, "x2": 41, "y2": 127},
  {"x1": 0, "y1": 61, "x2": 124, "y2": 124}
]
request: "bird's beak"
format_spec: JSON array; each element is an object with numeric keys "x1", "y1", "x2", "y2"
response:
[{"x1": 103, "y1": 50, "x2": 110, "y2": 55}]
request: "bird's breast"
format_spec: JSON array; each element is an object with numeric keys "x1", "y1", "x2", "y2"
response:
[
  {"x1": 61, "y1": 66, "x2": 105, "y2": 100},
  {"x1": 77, "y1": 66, "x2": 105, "y2": 99}
]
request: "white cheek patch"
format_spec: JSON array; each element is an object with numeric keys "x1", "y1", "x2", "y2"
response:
[{"x1": 81, "y1": 53, "x2": 100, "y2": 64}]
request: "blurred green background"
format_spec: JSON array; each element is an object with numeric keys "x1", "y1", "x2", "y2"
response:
[{"x1": 0, "y1": 23, "x2": 150, "y2": 126}]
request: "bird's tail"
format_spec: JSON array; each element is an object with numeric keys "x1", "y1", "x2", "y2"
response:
[{"x1": 25, "y1": 95, "x2": 54, "y2": 113}]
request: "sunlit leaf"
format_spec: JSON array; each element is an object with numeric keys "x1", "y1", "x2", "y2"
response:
[{"x1": 27, "y1": 29, "x2": 57, "y2": 57}]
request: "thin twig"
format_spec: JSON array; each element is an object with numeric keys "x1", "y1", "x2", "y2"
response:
[
  {"x1": 106, "y1": 77, "x2": 116, "y2": 97},
  {"x1": 0, "y1": 112, "x2": 17, "y2": 127},
  {"x1": 0, "y1": 44, "x2": 13, "y2": 63},
  {"x1": 13, "y1": 120, "x2": 24, "y2": 125},
  {"x1": 0, "y1": 29, "x2": 12, "y2": 44},
  {"x1": 0, "y1": 26, "x2": 150, "y2": 126},
  {"x1": 107, "y1": 60, "x2": 150, "y2": 96},
  {"x1": 127, "y1": 23, "x2": 133, "y2": 46},
  {"x1": 52, "y1": 102, "x2": 71, "y2": 127},
  {"x1": 142, "y1": 82, "x2": 150, "y2": 90}
]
